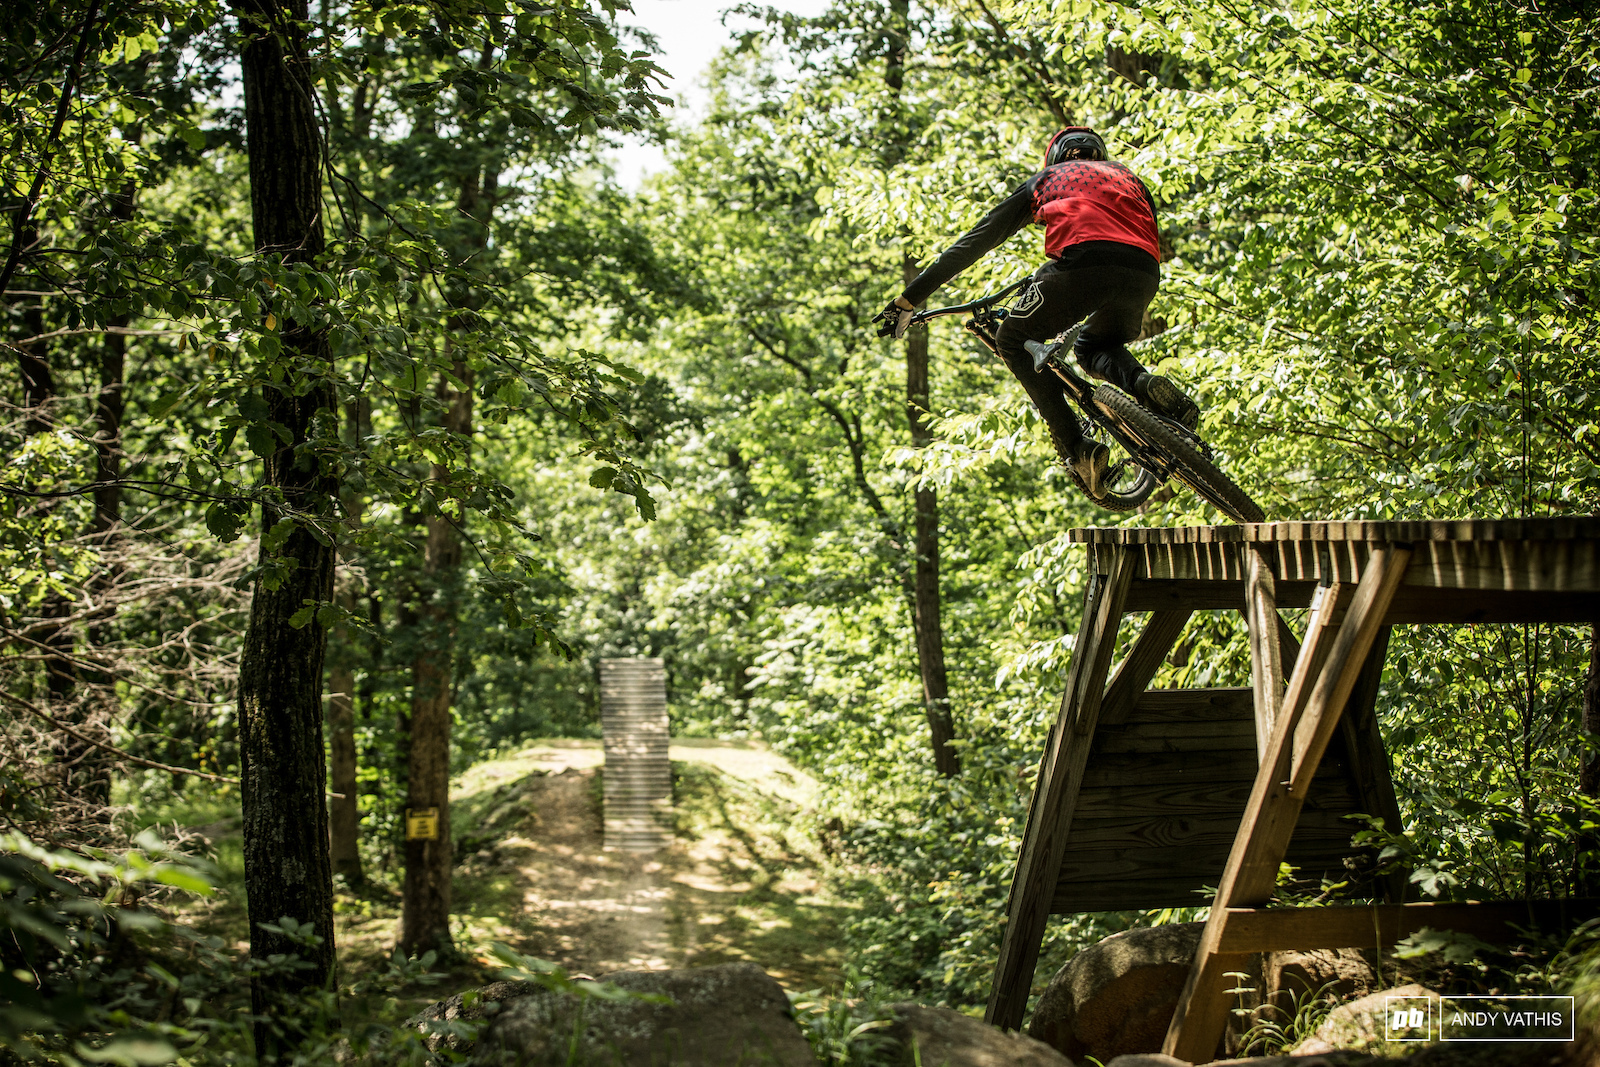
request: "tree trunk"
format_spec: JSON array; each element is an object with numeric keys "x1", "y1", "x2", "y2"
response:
[
  {"x1": 327, "y1": 401, "x2": 367, "y2": 888},
  {"x1": 13, "y1": 238, "x2": 101, "y2": 807},
  {"x1": 233, "y1": 0, "x2": 338, "y2": 1049},
  {"x1": 398, "y1": 156, "x2": 492, "y2": 957},
  {"x1": 1579, "y1": 625, "x2": 1600, "y2": 895},
  {"x1": 903, "y1": 258, "x2": 958, "y2": 777},
  {"x1": 74, "y1": 173, "x2": 137, "y2": 814},
  {"x1": 884, "y1": 0, "x2": 956, "y2": 777},
  {"x1": 399, "y1": 360, "x2": 472, "y2": 958}
]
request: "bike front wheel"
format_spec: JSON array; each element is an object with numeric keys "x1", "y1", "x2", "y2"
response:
[{"x1": 1092, "y1": 386, "x2": 1265, "y2": 524}]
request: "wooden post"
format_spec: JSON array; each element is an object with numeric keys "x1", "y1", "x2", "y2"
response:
[
  {"x1": 986, "y1": 548, "x2": 1135, "y2": 1030},
  {"x1": 1163, "y1": 544, "x2": 1413, "y2": 1062},
  {"x1": 1245, "y1": 546, "x2": 1287, "y2": 762}
]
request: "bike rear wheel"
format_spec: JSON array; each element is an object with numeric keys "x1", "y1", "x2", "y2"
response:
[{"x1": 1092, "y1": 386, "x2": 1265, "y2": 524}]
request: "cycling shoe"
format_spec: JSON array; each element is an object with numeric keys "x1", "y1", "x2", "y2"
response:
[
  {"x1": 1067, "y1": 440, "x2": 1111, "y2": 499},
  {"x1": 1134, "y1": 372, "x2": 1200, "y2": 432}
]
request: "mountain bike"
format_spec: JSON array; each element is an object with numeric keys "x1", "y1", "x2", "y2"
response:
[{"x1": 909, "y1": 279, "x2": 1265, "y2": 523}]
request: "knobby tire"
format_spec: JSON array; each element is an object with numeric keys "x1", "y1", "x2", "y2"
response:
[{"x1": 1092, "y1": 386, "x2": 1265, "y2": 524}]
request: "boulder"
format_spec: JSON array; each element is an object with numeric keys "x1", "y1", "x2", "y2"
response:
[
  {"x1": 1263, "y1": 949, "x2": 1378, "y2": 1017},
  {"x1": 884, "y1": 1003, "x2": 1073, "y2": 1067},
  {"x1": 414, "y1": 962, "x2": 815, "y2": 1066},
  {"x1": 1290, "y1": 983, "x2": 1439, "y2": 1056},
  {"x1": 1028, "y1": 923, "x2": 1204, "y2": 1064}
]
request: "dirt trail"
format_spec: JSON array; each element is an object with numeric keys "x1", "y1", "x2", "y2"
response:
[{"x1": 445, "y1": 741, "x2": 846, "y2": 990}]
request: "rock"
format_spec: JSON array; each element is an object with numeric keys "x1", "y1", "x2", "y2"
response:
[
  {"x1": 884, "y1": 1003, "x2": 1074, "y2": 1067},
  {"x1": 1103, "y1": 1054, "x2": 1195, "y2": 1067},
  {"x1": 1290, "y1": 983, "x2": 1439, "y2": 1056},
  {"x1": 1028, "y1": 923, "x2": 1204, "y2": 1064},
  {"x1": 1263, "y1": 949, "x2": 1378, "y2": 1017},
  {"x1": 414, "y1": 962, "x2": 816, "y2": 1066}
]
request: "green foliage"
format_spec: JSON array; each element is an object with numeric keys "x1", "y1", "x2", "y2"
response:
[
  {"x1": 790, "y1": 978, "x2": 900, "y2": 1067},
  {"x1": 1231, "y1": 975, "x2": 1341, "y2": 1057},
  {"x1": 5, "y1": 0, "x2": 1600, "y2": 1044}
]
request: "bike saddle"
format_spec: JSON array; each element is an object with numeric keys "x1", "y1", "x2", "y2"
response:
[{"x1": 1027, "y1": 324, "x2": 1085, "y2": 373}]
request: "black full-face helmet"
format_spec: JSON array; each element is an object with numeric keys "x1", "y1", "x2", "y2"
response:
[{"x1": 1045, "y1": 127, "x2": 1107, "y2": 166}]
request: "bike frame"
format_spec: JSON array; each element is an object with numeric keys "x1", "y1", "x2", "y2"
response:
[{"x1": 909, "y1": 281, "x2": 1189, "y2": 489}]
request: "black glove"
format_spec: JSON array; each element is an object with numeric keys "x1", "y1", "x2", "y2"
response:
[{"x1": 873, "y1": 299, "x2": 914, "y2": 340}]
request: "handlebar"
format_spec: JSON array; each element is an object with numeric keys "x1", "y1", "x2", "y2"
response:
[{"x1": 908, "y1": 276, "x2": 1030, "y2": 327}]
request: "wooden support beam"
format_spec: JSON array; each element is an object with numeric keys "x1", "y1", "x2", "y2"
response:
[
  {"x1": 1101, "y1": 610, "x2": 1192, "y2": 727},
  {"x1": 1163, "y1": 544, "x2": 1413, "y2": 1064},
  {"x1": 1218, "y1": 898, "x2": 1600, "y2": 954},
  {"x1": 986, "y1": 549, "x2": 1135, "y2": 1030},
  {"x1": 1246, "y1": 547, "x2": 1287, "y2": 763},
  {"x1": 1123, "y1": 580, "x2": 1598, "y2": 624}
]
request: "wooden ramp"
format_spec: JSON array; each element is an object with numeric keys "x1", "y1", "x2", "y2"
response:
[
  {"x1": 1058, "y1": 685, "x2": 1385, "y2": 913},
  {"x1": 599, "y1": 657, "x2": 672, "y2": 852},
  {"x1": 985, "y1": 518, "x2": 1600, "y2": 1060}
]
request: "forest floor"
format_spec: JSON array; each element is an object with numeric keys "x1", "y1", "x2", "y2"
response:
[{"x1": 155, "y1": 739, "x2": 852, "y2": 1021}]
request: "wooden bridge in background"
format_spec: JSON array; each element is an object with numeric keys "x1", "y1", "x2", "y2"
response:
[{"x1": 983, "y1": 518, "x2": 1600, "y2": 1062}]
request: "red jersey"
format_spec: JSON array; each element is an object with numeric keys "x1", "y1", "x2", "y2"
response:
[{"x1": 1030, "y1": 160, "x2": 1161, "y2": 262}]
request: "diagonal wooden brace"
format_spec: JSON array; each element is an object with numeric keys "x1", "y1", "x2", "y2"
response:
[{"x1": 1162, "y1": 543, "x2": 1413, "y2": 1063}]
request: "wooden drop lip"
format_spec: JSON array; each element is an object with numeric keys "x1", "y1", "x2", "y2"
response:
[
  {"x1": 985, "y1": 518, "x2": 1599, "y2": 1051},
  {"x1": 599, "y1": 657, "x2": 672, "y2": 853}
]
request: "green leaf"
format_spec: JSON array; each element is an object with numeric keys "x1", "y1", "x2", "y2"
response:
[
  {"x1": 588, "y1": 466, "x2": 617, "y2": 489},
  {"x1": 148, "y1": 389, "x2": 187, "y2": 419},
  {"x1": 245, "y1": 424, "x2": 277, "y2": 459},
  {"x1": 261, "y1": 517, "x2": 296, "y2": 553},
  {"x1": 153, "y1": 867, "x2": 214, "y2": 896},
  {"x1": 204, "y1": 503, "x2": 247, "y2": 543}
]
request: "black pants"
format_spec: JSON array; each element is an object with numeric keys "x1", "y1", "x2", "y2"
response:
[{"x1": 994, "y1": 247, "x2": 1160, "y2": 454}]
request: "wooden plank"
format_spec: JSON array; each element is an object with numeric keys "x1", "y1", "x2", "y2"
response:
[
  {"x1": 1163, "y1": 545, "x2": 1413, "y2": 1063},
  {"x1": 1070, "y1": 517, "x2": 1600, "y2": 546},
  {"x1": 1405, "y1": 539, "x2": 1598, "y2": 593},
  {"x1": 1246, "y1": 546, "x2": 1287, "y2": 763},
  {"x1": 1055, "y1": 879, "x2": 1224, "y2": 913},
  {"x1": 599, "y1": 658, "x2": 672, "y2": 853},
  {"x1": 1124, "y1": 687, "x2": 1255, "y2": 721},
  {"x1": 986, "y1": 550, "x2": 1135, "y2": 1030},
  {"x1": 1073, "y1": 777, "x2": 1360, "y2": 821},
  {"x1": 1092, "y1": 535, "x2": 1598, "y2": 594},
  {"x1": 1080, "y1": 749, "x2": 1355, "y2": 791},
  {"x1": 1218, "y1": 899, "x2": 1600, "y2": 954},
  {"x1": 1100, "y1": 610, "x2": 1192, "y2": 726},
  {"x1": 1092, "y1": 720, "x2": 1257, "y2": 755},
  {"x1": 1078, "y1": 751, "x2": 1267, "y2": 783},
  {"x1": 1063, "y1": 809, "x2": 1365, "y2": 853},
  {"x1": 1056, "y1": 838, "x2": 1360, "y2": 885},
  {"x1": 1383, "y1": 587, "x2": 1600, "y2": 625}
]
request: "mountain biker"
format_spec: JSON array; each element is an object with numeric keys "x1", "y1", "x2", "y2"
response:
[{"x1": 873, "y1": 127, "x2": 1198, "y2": 499}]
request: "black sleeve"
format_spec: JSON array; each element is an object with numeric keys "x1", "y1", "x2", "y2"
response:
[
  {"x1": 1142, "y1": 184, "x2": 1161, "y2": 245},
  {"x1": 901, "y1": 176, "x2": 1038, "y2": 307}
]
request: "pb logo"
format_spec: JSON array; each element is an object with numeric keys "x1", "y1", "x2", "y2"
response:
[{"x1": 1386, "y1": 997, "x2": 1432, "y2": 1041}]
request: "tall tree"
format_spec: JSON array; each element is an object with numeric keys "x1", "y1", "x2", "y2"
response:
[
  {"x1": 327, "y1": 400, "x2": 368, "y2": 889},
  {"x1": 885, "y1": 0, "x2": 957, "y2": 775},
  {"x1": 233, "y1": 0, "x2": 338, "y2": 1049}
]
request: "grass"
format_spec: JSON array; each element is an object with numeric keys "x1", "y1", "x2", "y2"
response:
[{"x1": 129, "y1": 739, "x2": 852, "y2": 1030}]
